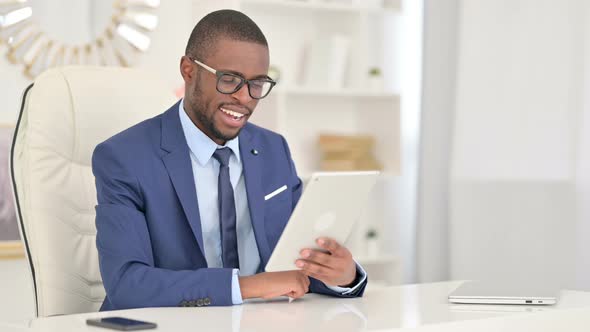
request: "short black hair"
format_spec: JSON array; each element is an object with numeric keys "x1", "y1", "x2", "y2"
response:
[{"x1": 185, "y1": 9, "x2": 268, "y2": 61}]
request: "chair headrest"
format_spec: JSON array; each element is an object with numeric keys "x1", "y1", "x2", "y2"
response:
[{"x1": 28, "y1": 66, "x2": 177, "y2": 164}]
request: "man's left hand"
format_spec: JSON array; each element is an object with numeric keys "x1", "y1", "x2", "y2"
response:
[{"x1": 296, "y1": 237, "x2": 357, "y2": 287}]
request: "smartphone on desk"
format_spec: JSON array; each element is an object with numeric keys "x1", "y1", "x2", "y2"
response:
[{"x1": 86, "y1": 317, "x2": 157, "y2": 331}]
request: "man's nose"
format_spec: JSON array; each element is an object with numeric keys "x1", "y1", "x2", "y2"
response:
[{"x1": 231, "y1": 84, "x2": 253, "y2": 104}]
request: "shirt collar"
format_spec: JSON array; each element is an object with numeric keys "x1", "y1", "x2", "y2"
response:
[{"x1": 178, "y1": 98, "x2": 241, "y2": 166}]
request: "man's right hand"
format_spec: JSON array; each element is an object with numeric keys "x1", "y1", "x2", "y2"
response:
[{"x1": 239, "y1": 271, "x2": 310, "y2": 300}]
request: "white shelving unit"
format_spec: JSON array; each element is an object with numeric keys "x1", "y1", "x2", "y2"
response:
[
  {"x1": 241, "y1": 0, "x2": 402, "y2": 175},
  {"x1": 250, "y1": 90, "x2": 400, "y2": 178},
  {"x1": 241, "y1": 0, "x2": 401, "y2": 12},
  {"x1": 240, "y1": 0, "x2": 402, "y2": 285},
  {"x1": 195, "y1": 0, "x2": 403, "y2": 285}
]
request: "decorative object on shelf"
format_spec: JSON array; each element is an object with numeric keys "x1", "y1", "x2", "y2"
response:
[
  {"x1": 366, "y1": 228, "x2": 379, "y2": 257},
  {"x1": 0, "y1": 124, "x2": 24, "y2": 259},
  {"x1": 0, "y1": 0, "x2": 160, "y2": 78},
  {"x1": 368, "y1": 66, "x2": 384, "y2": 91},
  {"x1": 304, "y1": 34, "x2": 350, "y2": 89},
  {"x1": 0, "y1": 125, "x2": 18, "y2": 241},
  {"x1": 318, "y1": 134, "x2": 382, "y2": 171}
]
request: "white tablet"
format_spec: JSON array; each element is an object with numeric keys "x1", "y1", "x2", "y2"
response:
[{"x1": 265, "y1": 171, "x2": 380, "y2": 272}]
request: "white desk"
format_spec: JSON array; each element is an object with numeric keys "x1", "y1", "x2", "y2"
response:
[{"x1": 7, "y1": 281, "x2": 590, "y2": 331}]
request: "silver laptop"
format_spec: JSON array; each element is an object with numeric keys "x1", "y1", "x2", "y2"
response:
[{"x1": 448, "y1": 281, "x2": 559, "y2": 305}]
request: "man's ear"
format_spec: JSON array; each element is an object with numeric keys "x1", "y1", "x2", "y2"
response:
[{"x1": 180, "y1": 56, "x2": 194, "y2": 84}]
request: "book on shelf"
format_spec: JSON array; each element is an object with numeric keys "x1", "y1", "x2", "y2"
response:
[
  {"x1": 318, "y1": 134, "x2": 382, "y2": 171},
  {"x1": 318, "y1": 134, "x2": 375, "y2": 151}
]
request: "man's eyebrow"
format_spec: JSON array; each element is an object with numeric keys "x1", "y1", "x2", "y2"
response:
[{"x1": 220, "y1": 69, "x2": 271, "y2": 80}]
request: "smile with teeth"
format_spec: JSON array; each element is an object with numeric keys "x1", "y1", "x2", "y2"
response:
[{"x1": 220, "y1": 107, "x2": 245, "y2": 120}]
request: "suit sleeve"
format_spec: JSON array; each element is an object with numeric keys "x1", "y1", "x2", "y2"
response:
[
  {"x1": 278, "y1": 136, "x2": 368, "y2": 298},
  {"x1": 93, "y1": 142, "x2": 234, "y2": 309}
]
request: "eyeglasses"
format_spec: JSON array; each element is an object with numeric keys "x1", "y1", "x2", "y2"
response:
[{"x1": 189, "y1": 57, "x2": 276, "y2": 100}]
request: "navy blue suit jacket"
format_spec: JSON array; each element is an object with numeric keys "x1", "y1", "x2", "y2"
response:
[{"x1": 92, "y1": 102, "x2": 366, "y2": 310}]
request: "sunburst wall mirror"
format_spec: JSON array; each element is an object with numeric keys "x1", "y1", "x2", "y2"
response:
[{"x1": 0, "y1": 0, "x2": 159, "y2": 78}]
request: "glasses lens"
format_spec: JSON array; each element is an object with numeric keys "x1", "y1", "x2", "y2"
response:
[
  {"x1": 249, "y1": 80, "x2": 273, "y2": 99},
  {"x1": 217, "y1": 74, "x2": 243, "y2": 93},
  {"x1": 216, "y1": 73, "x2": 274, "y2": 99}
]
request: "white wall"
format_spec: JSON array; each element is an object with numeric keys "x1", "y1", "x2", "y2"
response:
[
  {"x1": 453, "y1": 0, "x2": 581, "y2": 181},
  {"x1": 416, "y1": 0, "x2": 458, "y2": 283},
  {"x1": 574, "y1": 0, "x2": 590, "y2": 290},
  {"x1": 380, "y1": 0, "x2": 424, "y2": 284},
  {"x1": 450, "y1": 0, "x2": 587, "y2": 289}
]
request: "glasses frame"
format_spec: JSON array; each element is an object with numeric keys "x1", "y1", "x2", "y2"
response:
[{"x1": 188, "y1": 57, "x2": 276, "y2": 100}]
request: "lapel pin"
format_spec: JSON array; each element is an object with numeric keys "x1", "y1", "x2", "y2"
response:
[{"x1": 251, "y1": 149, "x2": 259, "y2": 156}]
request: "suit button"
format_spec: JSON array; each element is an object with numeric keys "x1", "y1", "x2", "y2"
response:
[
  {"x1": 204, "y1": 298, "x2": 211, "y2": 306},
  {"x1": 196, "y1": 299, "x2": 204, "y2": 306}
]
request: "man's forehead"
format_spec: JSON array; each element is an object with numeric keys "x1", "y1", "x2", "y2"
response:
[
  {"x1": 206, "y1": 38, "x2": 269, "y2": 74},
  {"x1": 211, "y1": 36, "x2": 267, "y2": 52}
]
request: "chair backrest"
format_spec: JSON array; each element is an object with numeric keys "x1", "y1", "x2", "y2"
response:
[{"x1": 10, "y1": 66, "x2": 177, "y2": 317}]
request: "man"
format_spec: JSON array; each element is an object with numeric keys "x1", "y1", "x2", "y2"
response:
[{"x1": 93, "y1": 9, "x2": 367, "y2": 310}]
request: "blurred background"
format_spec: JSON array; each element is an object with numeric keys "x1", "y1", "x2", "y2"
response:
[{"x1": 0, "y1": 0, "x2": 589, "y2": 326}]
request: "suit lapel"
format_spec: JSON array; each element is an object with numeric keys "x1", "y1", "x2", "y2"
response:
[
  {"x1": 160, "y1": 104, "x2": 205, "y2": 256},
  {"x1": 239, "y1": 127, "x2": 271, "y2": 267}
]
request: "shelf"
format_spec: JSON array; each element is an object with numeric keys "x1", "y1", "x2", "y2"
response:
[
  {"x1": 241, "y1": 0, "x2": 401, "y2": 13},
  {"x1": 274, "y1": 86, "x2": 400, "y2": 100},
  {"x1": 237, "y1": 0, "x2": 403, "y2": 288}
]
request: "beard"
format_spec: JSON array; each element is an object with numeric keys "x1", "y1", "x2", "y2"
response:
[{"x1": 188, "y1": 83, "x2": 242, "y2": 143}]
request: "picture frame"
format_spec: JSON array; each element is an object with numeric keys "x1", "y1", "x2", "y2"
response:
[
  {"x1": 0, "y1": 123, "x2": 24, "y2": 259},
  {"x1": 0, "y1": 241, "x2": 24, "y2": 259}
]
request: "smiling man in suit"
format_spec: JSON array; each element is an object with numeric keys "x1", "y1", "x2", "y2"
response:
[{"x1": 92, "y1": 9, "x2": 367, "y2": 310}]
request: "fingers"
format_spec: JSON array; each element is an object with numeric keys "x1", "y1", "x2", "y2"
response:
[
  {"x1": 291, "y1": 275, "x2": 309, "y2": 298},
  {"x1": 299, "y1": 248, "x2": 333, "y2": 266},
  {"x1": 298, "y1": 263, "x2": 336, "y2": 286},
  {"x1": 296, "y1": 259, "x2": 332, "y2": 278},
  {"x1": 289, "y1": 287, "x2": 306, "y2": 299},
  {"x1": 261, "y1": 271, "x2": 309, "y2": 300},
  {"x1": 262, "y1": 287, "x2": 305, "y2": 300},
  {"x1": 262, "y1": 290, "x2": 289, "y2": 299},
  {"x1": 298, "y1": 239, "x2": 351, "y2": 272},
  {"x1": 296, "y1": 239, "x2": 356, "y2": 287},
  {"x1": 316, "y1": 238, "x2": 349, "y2": 257},
  {"x1": 291, "y1": 272, "x2": 309, "y2": 298}
]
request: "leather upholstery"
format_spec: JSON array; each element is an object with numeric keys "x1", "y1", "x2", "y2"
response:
[{"x1": 10, "y1": 66, "x2": 176, "y2": 317}]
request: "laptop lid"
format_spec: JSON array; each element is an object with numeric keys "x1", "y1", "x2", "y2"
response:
[{"x1": 448, "y1": 281, "x2": 559, "y2": 305}]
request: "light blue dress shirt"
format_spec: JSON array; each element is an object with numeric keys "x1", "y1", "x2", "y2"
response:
[{"x1": 178, "y1": 100, "x2": 365, "y2": 304}]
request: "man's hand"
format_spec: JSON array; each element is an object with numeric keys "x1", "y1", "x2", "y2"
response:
[
  {"x1": 296, "y1": 237, "x2": 357, "y2": 287},
  {"x1": 239, "y1": 271, "x2": 310, "y2": 300}
]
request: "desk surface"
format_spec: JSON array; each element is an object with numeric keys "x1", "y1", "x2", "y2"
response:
[{"x1": 11, "y1": 281, "x2": 590, "y2": 332}]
